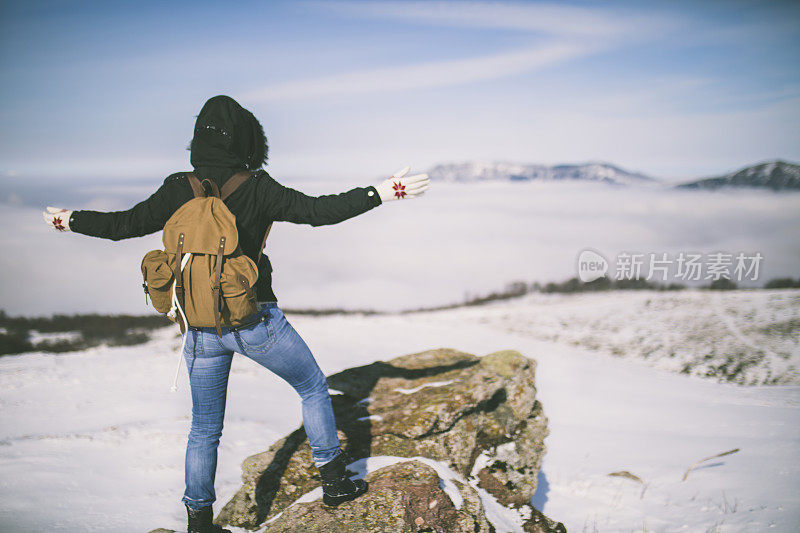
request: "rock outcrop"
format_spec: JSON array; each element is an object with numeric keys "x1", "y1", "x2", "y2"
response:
[{"x1": 153, "y1": 348, "x2": 565, "y2": 532}]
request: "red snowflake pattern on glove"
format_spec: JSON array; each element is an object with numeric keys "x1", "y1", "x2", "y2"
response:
[
  {"x1": 52, "y1": 217, "x2": 66, "y2": 231},
  {"x1": 392, "y1": 181, "x2": 407, "y2": 199}
]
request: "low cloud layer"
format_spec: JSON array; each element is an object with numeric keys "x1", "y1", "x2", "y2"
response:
[{"x1": 6, "y1": 181, "x2": 799, "y2": 316}]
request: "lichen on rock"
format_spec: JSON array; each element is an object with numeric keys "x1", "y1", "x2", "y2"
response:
[{"x1": 265, "y1": 459, "x2": 490, "y2": 533}]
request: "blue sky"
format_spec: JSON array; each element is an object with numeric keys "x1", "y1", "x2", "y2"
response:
[{"x1": 1, "y1": 0, "x2": 799, "y2": 185}]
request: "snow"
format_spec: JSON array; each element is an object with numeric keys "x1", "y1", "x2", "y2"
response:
[
  {"x1": 393, "y1": 379, "x2": 457, "y2": 394},
  {"x1": 356, "y1": 414, "x2": 383, "y2": 422},
  {"x1": 27, "y1": 330, "x2": 82, "y2": 344},
  {"x1": 454, "y1": 290, "x2": 800, "y2": 385},
  {"x1": 467, "y1": 446, "x2": 539, "y2": 532},
  {"x1": 1, "y1": 291, "x2": 799, "y2": 531},
  {"x1": 469, "y1": 482, "x2": 528, "y2": 533}
]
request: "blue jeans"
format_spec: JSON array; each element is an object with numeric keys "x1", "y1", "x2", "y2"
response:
[{"x1": 181, "y1": 302, "x2": 342, "y2": 510}]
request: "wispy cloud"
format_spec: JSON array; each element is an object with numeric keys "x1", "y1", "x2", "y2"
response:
[
  {"x1": 240, "y1": 40, "x2": 595, "y2": 101},
  {"x1": 310, "y1": 0, "x2": 672, "y2": 38},
  {"x1": 241, "y1": 1, "x2": 669, "y2": 102}
]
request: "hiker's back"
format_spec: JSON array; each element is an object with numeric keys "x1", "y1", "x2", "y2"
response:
[{"x1": 141, "y1": 172, "x2": 268, "y2": 335}]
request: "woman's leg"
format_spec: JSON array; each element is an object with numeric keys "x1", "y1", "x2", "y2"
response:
[
  {"x1": 228, "y1": 304, "x2": 341, "y2": 467},
  {"x1": 182, "y1": 329, "x2": 234, "y2": 510}
]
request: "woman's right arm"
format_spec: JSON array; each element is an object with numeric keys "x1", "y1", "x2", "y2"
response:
[{"x1": 43, "y1": 174, "x2": 188, "y2": 240}]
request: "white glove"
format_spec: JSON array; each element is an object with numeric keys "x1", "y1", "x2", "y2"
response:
[
  {"x1": 42, "y1": 207, "x2": 73, "y2": 232},
  {"x1": 376, "y1": 166, "x2": 430, "y2": 202}
]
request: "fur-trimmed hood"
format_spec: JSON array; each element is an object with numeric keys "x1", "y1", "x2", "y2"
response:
[{"x1": 189, "y1": 95, "x2": 267, "y2": 171}]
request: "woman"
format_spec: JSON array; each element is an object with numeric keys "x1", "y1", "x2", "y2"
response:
[{"x1": 42, "y1": 95, "x2": 430, "y2": 533}]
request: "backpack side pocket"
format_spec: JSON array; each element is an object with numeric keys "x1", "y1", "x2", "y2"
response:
[
  {"x1": 219, "y1": 254, "x2": 259, "y2": 327},
  {"x1": 141, "y1": 250, "x2": 176, "y2": 314}
]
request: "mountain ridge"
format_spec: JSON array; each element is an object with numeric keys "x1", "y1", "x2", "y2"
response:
[
  {"x1": 675, "y1": 160, "x2": 800, "y2": 190},
  {"x1": 424, "y1": 159, "x2": 800, "y2": 190},
  {"x1": 426, "y1": 161, "x2": 659, "y2": 187}
]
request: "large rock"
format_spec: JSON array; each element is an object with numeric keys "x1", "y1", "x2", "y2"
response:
[{"x1": 211, "y1": 347, "x2": 562, "y2": 532}]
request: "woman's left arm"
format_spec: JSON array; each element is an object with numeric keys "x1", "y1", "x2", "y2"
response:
[{"x1": 260, "y1": 167, "x2": 429, "y2": 226}]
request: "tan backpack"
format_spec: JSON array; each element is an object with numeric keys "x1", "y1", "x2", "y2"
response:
[{"x1": 141, "y1": 171, "x2": 272, "y2": 336}]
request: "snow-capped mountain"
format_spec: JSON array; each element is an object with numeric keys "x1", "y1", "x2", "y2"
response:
[
  {"x1": 426, "y1": 161, "x2": 660, "y2": 186},
  {"x1": 676, "y1": 160, "x2": 800, "y2": 190}
]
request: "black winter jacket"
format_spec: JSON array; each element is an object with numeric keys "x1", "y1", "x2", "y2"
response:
[{"x1": 69, "y1": 168, "x2": 383, "y2": 303}]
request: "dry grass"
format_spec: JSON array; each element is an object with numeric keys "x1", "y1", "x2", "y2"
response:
[{"x1": 682, "y1": 448, "x2": 740, "y2": 481}]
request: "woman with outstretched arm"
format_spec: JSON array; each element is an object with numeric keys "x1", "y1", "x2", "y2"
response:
[{"x1": 42, "y1": 95, "x2": 430, "y2": 533}]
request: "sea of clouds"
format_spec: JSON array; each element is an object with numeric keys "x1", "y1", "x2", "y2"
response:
[{"x1": 3, "y1": 178, "x2": 799, "y2": 316}]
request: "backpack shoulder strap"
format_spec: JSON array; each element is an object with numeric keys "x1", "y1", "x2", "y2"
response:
[
  {"x1": 201, "y1": 179, "x2": 220, "y2": 198},
  {"x1": 186, "y1": 172, "x2": 226, "y2": 198},
  {"x1": 186, "y1": 173, "x2": 204, "y2": 198},
  {"x1": 220, "y1": 171, "x2": 253, "y2": 201}
]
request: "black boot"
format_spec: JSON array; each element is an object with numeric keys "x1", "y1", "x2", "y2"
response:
[
  {"x1": 186, "y1": 504, "x2": 231, "y2": 533},
  {"x1": 318, "y1": 449, "x2": 368, "y2": 506}
]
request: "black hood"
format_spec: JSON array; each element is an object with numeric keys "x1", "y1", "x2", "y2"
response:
[{"x1": 189, "y1": 95, "x2": 267, "y2": 171}]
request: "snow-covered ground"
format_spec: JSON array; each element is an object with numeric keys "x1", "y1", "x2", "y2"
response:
[
  {"x1": 465, "y1": 289, "x2": 800, "y2": 385},
  {"x1": 26, "y1": 330, "x2": 83, "y2": 345},
  {"x1": 1, "y1": 290, "x2": 799, "y2": 532}
]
